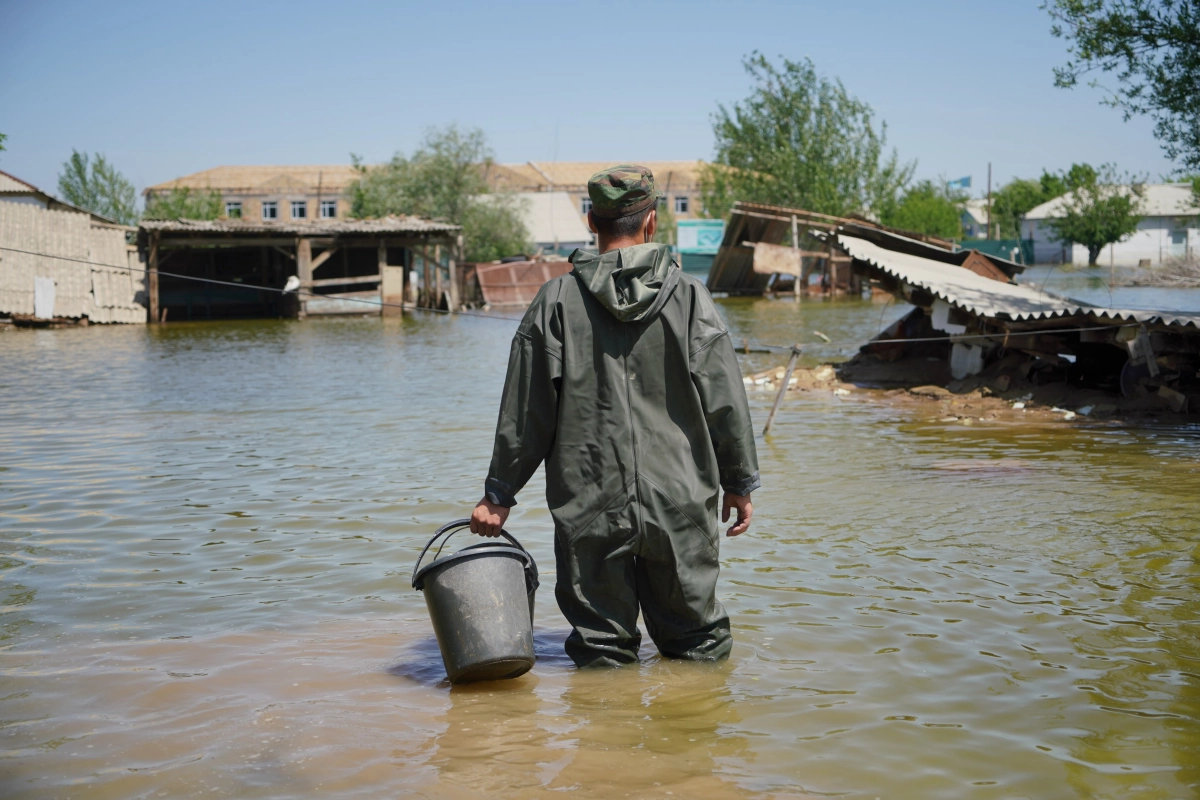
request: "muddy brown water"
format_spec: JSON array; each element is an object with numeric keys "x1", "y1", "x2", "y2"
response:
[{"x1": 1, "y1": 295, "x2": 1198, "y2": 799}]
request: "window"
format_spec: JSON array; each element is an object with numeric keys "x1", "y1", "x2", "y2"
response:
[
  {"x1": 291, "y1": 200, "x2": 307, "y2": 219},
  {"x1": 320, "y1": 200, "x2": 337, "y2": 219},
  {"x1": 674, "y1": 196, "x2": 689, "y2": 214},
  {"x1": 225, "y1": 201, "x2": 242, "y2": 219},
  {"x1": 581, "y1": 197, "x2": 593, "y2": 215},
  {"x1": 261, "y1": 201, "x2": 278, "y2": 220}
]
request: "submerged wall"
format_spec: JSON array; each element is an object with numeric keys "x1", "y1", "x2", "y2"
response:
[{"x1": 0, "y1": 202, "x2": 146, "y2": 323}]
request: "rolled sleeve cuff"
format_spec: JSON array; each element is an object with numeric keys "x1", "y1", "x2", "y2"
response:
[
  {"x1": 722, "y1": 471, "x2": 761, "y2": 497},
  {"x1": 484, "y1": 477, "x2": 518, "y2": 508}
]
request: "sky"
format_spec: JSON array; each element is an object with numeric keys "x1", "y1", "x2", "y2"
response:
[{"x1": 0, "y1": 0, "x2": 1183, "y2": 201}]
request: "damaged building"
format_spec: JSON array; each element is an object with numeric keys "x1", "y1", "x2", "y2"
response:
[{"x1": 833, "y1": 224, "x2": 1200, "y2": 414}]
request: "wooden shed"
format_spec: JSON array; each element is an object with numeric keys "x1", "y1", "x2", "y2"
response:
[{"x1": 136, "y1": 216, "x2": 460, "y2": 322}]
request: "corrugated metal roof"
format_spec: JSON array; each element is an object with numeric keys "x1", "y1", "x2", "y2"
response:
[
  {"x1": 0, "y1": 170, "x2": 38, "y2": 194},
  {"x1": 0, "y1": 201, "x2": 145, "y2": 323},
  {"x1": 837, "y1": 232, "x2": 1200, "y2": 329},
  {"x1": 1025, "y1": 183, "x2": 1198, "y2": 220},
  {"x1": 139, "y1": 215, "x2": 459, "y2": 236}
]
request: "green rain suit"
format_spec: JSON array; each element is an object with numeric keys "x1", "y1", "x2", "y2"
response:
[{"x1": 484, "y1": 242, "x2": 760, "y2": 666}]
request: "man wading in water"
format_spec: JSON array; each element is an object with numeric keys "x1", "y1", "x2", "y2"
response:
[{"x1": 470, "y1": 165, "x2": 760, "y2": 666}]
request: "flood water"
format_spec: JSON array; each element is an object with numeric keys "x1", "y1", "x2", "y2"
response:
[{"x1": 2, "y1": 295, "x2": 1198, "y2": 799}]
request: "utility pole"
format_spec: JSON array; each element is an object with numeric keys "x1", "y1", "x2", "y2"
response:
[{"x1": 986, "y1": 163, "x2": 993, "y2": 241}]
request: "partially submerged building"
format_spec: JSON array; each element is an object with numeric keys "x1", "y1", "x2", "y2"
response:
[
  {"x1": 1025, "y1": 183, "x2": 1198, "y2": 266},
  {"x1": 831, "y1": 224, "x2": 1200, "y2": 410},
  {"x1": 136, "y1": 216, "x2": 459, "y2": 321},
  {"x1": 0, "y1": 171, "x2": 144, "y2": 325},
  {"x1": 706, "y1": 201, "x2": 963, "y2": 296}
]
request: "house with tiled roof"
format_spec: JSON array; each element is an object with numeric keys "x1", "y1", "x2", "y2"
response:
[
  {"x1": 144, "y1": 165, "x2": 361, "y2": 223},
  {"x1": 485, "y1": 161, "x2": 707, "y2": 222}
]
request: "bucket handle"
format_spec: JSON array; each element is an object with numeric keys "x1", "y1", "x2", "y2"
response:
[{"x1": 411, "y1": 518, "x2": 538, "y2": 591}]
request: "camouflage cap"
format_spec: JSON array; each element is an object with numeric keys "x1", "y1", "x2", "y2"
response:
[{"x1": 587, "y1": 164, "x2": 661, "y2": 219}]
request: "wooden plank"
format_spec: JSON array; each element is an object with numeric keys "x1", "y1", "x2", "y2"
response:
[
  {"x1": 296, "y1": 238, "x2": 312, "y2": 319},
  {"x1": 148, "y1": 232, "x2": 160, "y2": 324},
  {"x1": 309, "y1": 274, "x2": 381, "y2": 288}
]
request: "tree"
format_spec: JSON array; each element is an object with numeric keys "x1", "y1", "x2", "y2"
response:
[
  {"x1": 653, "y1": 201, "x2": 677, "y2": 247},
  {"x1": 57, "y1": 150, "x2": 138, "y2": 225},
  {"x1": 347, "y1": 124, "x2": 531, "y2": 262},
  {"x1": 143, "y1": 187, "x2": 223, "y2": 220},
  {"x1": 1046, "y1": 0, "x2": 1200, "y2": 171},
  {"x1": 699, "y1": 53, "x2": 914, "y2": 220},
  {"x1": 1044, "y1": 163, "x2": 1144, "y2": 264},
  {"x1": 990, "y1": 178, "x2": 1048, "y2": 239},
  {"x1": 881, "y1": 180, "x2": 965, "y2": 239},
  {"x1": 0, "y1": 132, "x2": 7, "y2": 155}
]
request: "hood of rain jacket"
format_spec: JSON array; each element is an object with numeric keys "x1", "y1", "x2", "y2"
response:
[
  {"x1": 569, "y1": 243, "x2": 681, "y2": 323},
  {"x1": 484, "y1": 242, "x2": 760, "y2": 551}
]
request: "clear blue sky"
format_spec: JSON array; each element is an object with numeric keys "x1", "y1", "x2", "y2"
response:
[{"x1": 0, "y1": 0, "x2": 1181, "y2": 200}]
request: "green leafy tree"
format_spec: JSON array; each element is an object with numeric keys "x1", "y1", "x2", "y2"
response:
[
  {"x1": 990, "y1": 178, "x2": 1048, "y2": 238},
  {"x1": 347, "y1": 124, "x2": 531, "y2": 262},
  {"x1": 989, "y1": 164, "x2": 1103, "y2": 238},
  {"x1": 699, "y1": 53, "x2": 914, "y2": 220},
  {"x1": 1044, "y1": 163, "x2": 1145, "y2": 264},
  {"x1": 1046, "y1": 0, "x2": 1200, "y2": 170},
  {"x1": 881, "y1": 179, "x2": 966, "y2": 239},
  {"x1": 142, "y1": 187, "x2": 223, "y2": 220},
  {"x1": 57, "y1": 150, "x2": 138, "y2": 225},
  {"x1": 0, "y1": 132, "x2": 7, "y2": 155}
]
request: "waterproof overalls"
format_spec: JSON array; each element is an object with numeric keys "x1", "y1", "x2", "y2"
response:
[{"x1": 484, "y1": 242, "x2": 760, "y2": 666}]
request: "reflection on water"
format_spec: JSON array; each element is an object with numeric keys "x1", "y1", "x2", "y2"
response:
[{"x1": 1, "y1": 303, "x2": 1198, "y2": 798}]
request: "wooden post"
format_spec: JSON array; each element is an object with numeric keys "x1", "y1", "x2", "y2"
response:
[
  {"x1": 824, "y1": 238, "x2": 834, "y2": 295},
  {"x1": 297, "y1": 237, "x2": 312, "y2": 319},
  {"x1": 147, "y1": 232, "x2": 160, "y2": 324},
  {"x1": 433, "y1": 244, "x2": 444, "y2": 309},
  {"x1": 422, "y1": 245, "x2": 432, "y2": 308},
  {"x1": 448, "y1": 234, "x2": 463, "y2": 311},
  {"x1": 378, "y1": 239, "x2": 388, "y2": 315},
  {"x1": 763, "y1": 345, "x2": 803, "y2": 436},
  {"x1": 791, "y1": 215, "x2": 801, "y2": 299}
]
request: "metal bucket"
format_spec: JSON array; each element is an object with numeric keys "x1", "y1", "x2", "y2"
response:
[{"x1": 412, "y1": 519, "x2": 539, "y2": 684}]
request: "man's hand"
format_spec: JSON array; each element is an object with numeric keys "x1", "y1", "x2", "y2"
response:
[
  {"x1": 722, "y1": 492, "x2": 753, "y2": 537},
  {"x1": 470, "y1": 497, "x2": 510, "y2": 537}
]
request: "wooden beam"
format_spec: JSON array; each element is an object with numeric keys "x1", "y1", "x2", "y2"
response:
[
  {"x1": 310, "y1": 274, "x2": 381, "y2": 288},
  {"x1": 309, "y1": 245, "x2": 341, "y2": 273},
  {"x1": 147, "y1": 232, "x2": 160, "y2": 324},
  {"x1": 270, "y1": 246, "x2": 296, "y2": 261},
  {"x1": 296, "y1": 238, "x2": 312, "y2": 319}
]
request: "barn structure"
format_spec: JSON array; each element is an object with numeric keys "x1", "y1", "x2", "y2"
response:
[{"x1": 136, "y1": 216, "x2": 460, "y2": 322}]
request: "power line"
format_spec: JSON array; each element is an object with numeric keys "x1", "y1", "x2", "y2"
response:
[
  {"x1": 0, "y1": 243, "x2": 526, "y2": 323},
  {"x1": 0, "y1": 243, "x2": 1142, "y2": 352}
]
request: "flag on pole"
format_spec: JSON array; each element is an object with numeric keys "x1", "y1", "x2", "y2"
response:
[{"x1": 946, "y1": 176, "x2": 971, "y2": 190}]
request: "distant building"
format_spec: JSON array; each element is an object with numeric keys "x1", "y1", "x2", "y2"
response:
[
  {"x1": 485, "y1": 161, "x2": 707, "y2": 225},
  {"x1": 502, "y1": 192, "x2": 593, "y2": 254},
  {"x1": 144, "y1": 165, "x2": 360, "y2": 222},
  {"x1": 0, "y1": 170, "x2": 143, "y2": 324},
  {"x1": 0, "y1": 169, "x2": 121, "y2": 224},
  {"x1": 961, "y1": 199, "x2": 990, "y2": 239},
  {"x1": 1024, "y1": 183, "x2": 1199, "y2": 266}
]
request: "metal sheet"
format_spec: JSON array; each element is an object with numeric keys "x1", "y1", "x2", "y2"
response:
[
  {"x1": 476, "y1": 260, "x2": 573, "y2": 307},
  {"x1": 837, "y1": 233, "x2": 1200, "y2": 330}
]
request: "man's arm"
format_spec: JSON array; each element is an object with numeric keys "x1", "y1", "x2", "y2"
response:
[
  {"x1": 471, "y1": 291, "x2": 562, "y2": 536},
  {"x1": 690, "y1": 312, "x2": 760, "y2": 534}
]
